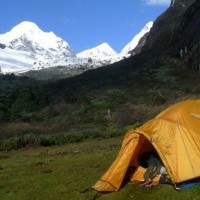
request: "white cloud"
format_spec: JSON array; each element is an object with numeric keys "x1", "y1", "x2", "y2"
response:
[{"x1": 143, "y1": 0, "x2": 171, "y2": 6}]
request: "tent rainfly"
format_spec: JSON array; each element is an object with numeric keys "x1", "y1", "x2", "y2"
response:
[{"x1": 93, "y1": 99, "x2": 200, "y2": 192}]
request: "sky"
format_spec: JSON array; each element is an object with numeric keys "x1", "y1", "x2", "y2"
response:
[{"x1": 1, "y1": 0, "x2": 170, "y2": 53}]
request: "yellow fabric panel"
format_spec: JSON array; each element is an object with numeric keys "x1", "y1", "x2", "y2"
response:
[
  {"x1": 130, "y1": 166, "x2": 145, "y2": 182},
  {"x1": 121, "y1": 130, "x2": 140, "y2": 149},
  {"x1": 130, "y1": 166, "x2": 161, "y2": 182},
  {"x1": 92, "y1": 180, "x2": 117, "y2": 192},
  {"x1": 174, "y1": 125, "x2": 200, "y2": 182},
  {"x1": 92, "y1": 133, "x2": 141, "y2": 192}
]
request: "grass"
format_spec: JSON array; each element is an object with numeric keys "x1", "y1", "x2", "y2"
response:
[
  {"x1": 0, "y1": 137, "x2": 120, "y2": 200},
  {"x1": 0, "y1": 137, "x2": 200, "y2": 200}
]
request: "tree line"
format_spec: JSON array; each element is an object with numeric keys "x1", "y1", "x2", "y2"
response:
[{"x1": 0, "y1": 84, "x2": 48, "y2": 123}]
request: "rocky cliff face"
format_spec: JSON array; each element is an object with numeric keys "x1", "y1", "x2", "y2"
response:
[
  {"x1": 141, "y1": 5, "x2": 181, "y2": 53},
  {"x1": 171, "y1": 0, "x2": 200, "y2": 70},
  {"x1": 141, "y1": 0, "x2": 197, "y2": 56},
  {"x1": 170, "y1": 0, "x2": 190, "y2": 8}
]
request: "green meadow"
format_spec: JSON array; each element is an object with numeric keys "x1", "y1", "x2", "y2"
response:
[{"x1": 0, "y1": 137, "x2": 200, "y2": 200}]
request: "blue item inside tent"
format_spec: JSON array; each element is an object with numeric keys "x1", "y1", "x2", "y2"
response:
[{"x1": 180, "y1": 181, "x2": 200, "y2": 188}]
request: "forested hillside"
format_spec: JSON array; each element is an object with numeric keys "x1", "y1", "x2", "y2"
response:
[{"x1": 1, "y1": 0, "x2": 200, "y2": 151}]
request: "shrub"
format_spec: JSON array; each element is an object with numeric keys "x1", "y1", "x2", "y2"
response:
[
  {"x1": 47, "y1": 105, "x2": 58, "y2": 118},
  {"x1": 104, "y1": 127, "x2": 123, "y2": 138},
  {"x1": 90, "y1": 99, "x2": 109, "y2": 110},
  {"x1": 39, "y1": 136, "x2": 56, "y2": 147},
  {"x1": 54, "y1": 134, "x2": 81, "y2": 145},
  {"x1": 106, "y1": 89, "x2": 127, "y2": 105},
  {"x1": 65, "y1": 134, "x2": 82, "y2": 143},
  {"x1": 17, "y1": 133, "x2": 38, "y2": 148},
  {"x1": 184, "y1": 86, "x2": 192, "y2": 93},
  {"x1": 113, "y1": 105, "x2": 137, "y2": 127},
  {"x1": 0, "y1": 137, "x2": 20, "y2": 151},
  {"x1": 89, "y1": 131, "x2": 103, "y2": 139}
]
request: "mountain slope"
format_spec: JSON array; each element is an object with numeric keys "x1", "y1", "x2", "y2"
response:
[
  {"x1": 121, "y1": 21, "x2": 153, "y2": 54},
  {"x1": 0, "y1": 48, "x2": 33, "y2": 73}
]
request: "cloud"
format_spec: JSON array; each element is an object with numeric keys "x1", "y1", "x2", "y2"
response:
[{"x1": 143, "y1": 0, "x2": 171, "y2": 6}]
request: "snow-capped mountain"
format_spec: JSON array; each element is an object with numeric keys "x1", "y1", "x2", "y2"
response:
[
  {"x1": 0, "y1": 21, "x2": 75, "y2": 73},
  {"x1": 77, "y1": 42, "x2": 124, "y2": 67},
  {"x1": 0, "y1": 21, "x2": 73, "y2": 58},
  {"x1": 0, "y1": 20, "x2": 153, "y2": 77},
  {"x1": 77, "y1": 43, "x2": 117, "y2": 59},
  {"x1": 121, "y1": 21, "x2": 153, "y2": 54}
]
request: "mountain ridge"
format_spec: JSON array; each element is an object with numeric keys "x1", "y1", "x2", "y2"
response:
[
  {"x1": 0, "y1": 20, "x2": 153, "y2": 77},
  {"x1": 121, "y1": 21, "x2": 153, "y2": 54}
]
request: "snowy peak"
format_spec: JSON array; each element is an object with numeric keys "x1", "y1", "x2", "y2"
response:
[
  {"x1": 77, "y1": 22, "x2": 153, "y2": 62},
  {"x1": 77, "y1": 42, "x2": 117, "y2": 59},
  {"x1": 0, "y1": 21, "x2": 46, "y2": 46},
  {"x1": 9, "y1": 21, "x2": 43, "y2": 37},
  {"x1": 121, "y1": 21, "x2": 153, "y2": 54},
  {"x1": 95, "y1": 42, "x2": 117, "y2": 55},
  {"x1": 0, "y1": 21, "x2": 73, "y2": 57}
]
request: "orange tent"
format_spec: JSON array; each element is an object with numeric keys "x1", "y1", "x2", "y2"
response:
[{"x1": 93, "y1": 99, "x2": 200, "y2": 192}]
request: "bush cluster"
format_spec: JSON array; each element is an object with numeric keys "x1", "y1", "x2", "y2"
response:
[
  {"x1": 0, "y1": 84, "x2": 47, "y2": 123},
  {"x1": 0, "y1": 125, "x2": 130, "y2": 151},
  {"x1": 0, "y1": 133, "x2": 82, "y2": 151}
]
